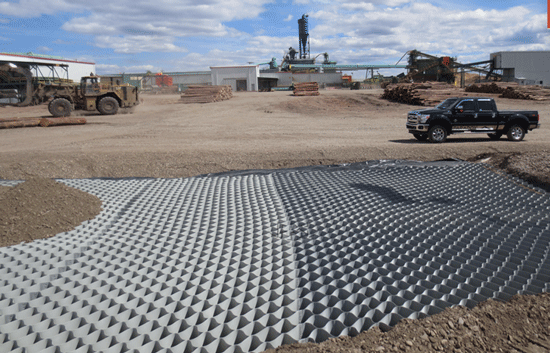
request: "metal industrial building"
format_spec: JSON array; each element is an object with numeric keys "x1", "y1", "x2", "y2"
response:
[
  {"x1": 210, "y1": 65, "x2": 260, "y2": 91},
  {"x1": 0, "y1": 52, "x2": 95, "y2": 82},
  {"x1": 210, "y1": 65, "x2": 348, "y2": 91},
  {"x1": 491, "y1": 51, "x2": 550, "y2": 86}
]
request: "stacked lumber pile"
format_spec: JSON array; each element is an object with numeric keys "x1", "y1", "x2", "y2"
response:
[
  {"x1": 0, "y1": 117, "x2": 40, "y2": 129},
  {"x1": 381, "y1": 82, "x2": 467, "y2": 106},
  {"x1": 293, "y1": 82, "x2": 320, "y2": 96},
  {"x1": 466, "y1": 82, "x2": 550, "y2": 101},
  {"x1": 180, "y1": 85, "x2": 232, "y2": 103}
]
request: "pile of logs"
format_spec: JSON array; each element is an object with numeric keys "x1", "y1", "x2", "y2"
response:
[
  {"x1": 500, "y1": 87, "x2": 532, "y2": 100},
  {"x1": 293, "y1": 82, "x2": 320, "y2": 96},
  {"x1": 0, "y1": 117, "x2": 86, "y2": 129},
  {"x1": 381, "y1": 82, "x2": 467, "y2": 106},
  {"x1": 465, "y1": 82, "x2": 504, "y2": 94},
  {"x1": 466, "y1": 82, "x2": 550, "y2": 101},
  {"x1": 382, "y1": 81, "x2": 550, "y2": 105},
  {"x1": 180, "y1": 85, "x2": 233, "y2": 103}
]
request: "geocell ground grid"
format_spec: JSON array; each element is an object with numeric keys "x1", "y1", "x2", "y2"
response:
[{"x1": 1, "y1": 160, "x2": 549, "y2": 353}]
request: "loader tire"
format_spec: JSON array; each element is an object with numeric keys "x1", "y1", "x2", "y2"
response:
[
  {"x1": 48, "y1": 98, "x2": 72, "y2": 117},
  {"x1": 97, "y1": 96, "x2": 119, "y2": 115}
]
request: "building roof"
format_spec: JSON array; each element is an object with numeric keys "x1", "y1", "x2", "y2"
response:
[{"x1": 0, "y1": 52, "x2": 95, "y2": 65}]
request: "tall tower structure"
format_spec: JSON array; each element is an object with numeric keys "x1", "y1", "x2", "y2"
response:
[{"x1": 298, "y1": 14, "x2": 310, "y2": 59}]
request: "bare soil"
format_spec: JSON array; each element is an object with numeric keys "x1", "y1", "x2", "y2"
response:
[
  {"x1": 0, "y1": 178, "x2": 102, "y2": 248},
  {"x1": 0, "y1": 89, "x2": 549, "y2": 351}
]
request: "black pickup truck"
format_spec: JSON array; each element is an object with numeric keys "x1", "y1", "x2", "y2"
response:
[{"x1": 406, "y1": 97, "x2": 540, "y2": 143}]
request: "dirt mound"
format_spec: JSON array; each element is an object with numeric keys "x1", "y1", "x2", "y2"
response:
[
  {"x1": 274, "y1": 94, "x2": 393, "y2": 115},
  {"x1": 0, "y1": 178, "x2": 102, "y2": 247},
  {"x1": 469, "y1": 151, "x2": 550, "y2": 192},
  {"x1": 266, "y1": 293, "x2": 550, "y2": 353}
]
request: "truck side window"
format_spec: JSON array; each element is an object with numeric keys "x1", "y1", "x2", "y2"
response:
[
  {"x1": 458, "y1": 100, "x2": 475, "y2": 112},
  {"x1": 477, "y1": 100, "x2": 494, "y2": 111}
]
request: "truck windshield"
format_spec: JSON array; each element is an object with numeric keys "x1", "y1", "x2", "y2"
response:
[{"x1": 435, "y1": 98, "x2": 458, "y2": 109}]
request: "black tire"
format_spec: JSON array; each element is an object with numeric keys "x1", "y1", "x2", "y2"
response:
[
  {"x1": 413, "y1": 133, "x2": 428, "y2": 141},
  {"x1": 48, "y1": 98, "x2": 72, "y2": 117},
  {"x1": 507, "y1": 124, "x2": 525, "y2": 141},
  {"x1": 428, "y1": 125, "x2": 447, "y2": 143},
  {"x1": 97, "y1": 96, "x2": 119, "y2": 115},
  {"x1": 488, "y1": 132, "x2": 502, "y2": 140}
]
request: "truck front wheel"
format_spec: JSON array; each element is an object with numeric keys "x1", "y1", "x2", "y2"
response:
[
  {"x1": 97, "y1": 97, "x2": 119, "y2": 115},
  {"x1": 428, "y1": 125, "x2": 447, "y2": 143},
  {"x1": 48, "y1": 98, "x2": 72, "y2": 117},
  {"x1": 507, "y1": 124, "x2": 525, "y2": 141}
]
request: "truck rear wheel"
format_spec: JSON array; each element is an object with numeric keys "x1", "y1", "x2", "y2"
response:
[
  {"x1": 428, "y1": 125, "x2": 447, "y2": 143},
  {"x1": 48, "y1": 98, "x2": 72, "y2": 117},
  {"x1": 507, "y1": 124, "x2": 525, "y2": 141},
  {"x1": 97, "y1": 97, "x2": 119, "y2": 115}
]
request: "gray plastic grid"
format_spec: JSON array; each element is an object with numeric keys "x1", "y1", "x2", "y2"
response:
[
  {"x1": 0, "y1": 176, "x2": 300, "y2": 353},
  {"x1": 272, "y1": 162, "x2": 550, "y2": 342},
  {"x1": 0, "y1": 161, "x2": 549, "y2": 352}
]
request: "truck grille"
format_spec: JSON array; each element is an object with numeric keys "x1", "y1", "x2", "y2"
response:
[{"x1": 407, "y1": 114, "x2": 418, "y2": 124}]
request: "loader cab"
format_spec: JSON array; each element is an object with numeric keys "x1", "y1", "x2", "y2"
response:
[{"x1": 81, "y1": 76, "x2": 100, "y2": 95}]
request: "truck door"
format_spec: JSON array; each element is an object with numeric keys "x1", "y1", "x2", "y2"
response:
[
  {"x1": 475, "y1": 98, "x2": 498, "y2": 131},
  {"x1": 452, "y1": 99, "x2": 476, "y2": 130}
]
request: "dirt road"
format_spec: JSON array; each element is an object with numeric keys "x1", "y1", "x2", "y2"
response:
[{"x1": 0, "y1": 89, "x2": 547, "y2": 179}]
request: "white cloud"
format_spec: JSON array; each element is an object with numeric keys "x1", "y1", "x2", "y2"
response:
[
  {"x1": 94, "y1": 35, "x2": 187, "y2": 54},
  {"x1": 36, "y1": 46, "x2": 52, "y2": 52},
  {"x1": 1, "y1": 0, "x2": 271, "y2": 53},
  {"x1": 284, "y1": 15, "x2": 293, "y2": 21}
]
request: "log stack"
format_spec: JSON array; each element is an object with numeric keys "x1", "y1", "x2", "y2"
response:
[
  {"x1": 465, "y1": 82, "x2": 505, "y2": 94},
  {"x1": 514, "y1": 85, "x2": 550, "y2": 101},
  {"x1": 293, "y1": 82, "x2": 320, "y2": 96},
  {"x1": 180, "y1": 85, "x2": 233, "y2": 103},
  {"x1": 381, "y1": 82, "x2": 466, "y2": 106},
  {"x1": 465, "y1": 82, "x2": 550, "y2": 101}
]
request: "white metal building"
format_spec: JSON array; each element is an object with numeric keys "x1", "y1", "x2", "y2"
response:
[
  {"x1": 490, "y1": 51, "x2": 550, "y2": 86},
  {"x1": 210, "y1": 65, "x2": 259, "y2": 91},
  {"x1": 0, "y1": 52, "x2": 95, "y2": 82}
]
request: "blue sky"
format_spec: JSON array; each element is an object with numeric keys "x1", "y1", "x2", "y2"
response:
[{"x1": 0, "y1": 0, "x2": 547, "y2": 75}]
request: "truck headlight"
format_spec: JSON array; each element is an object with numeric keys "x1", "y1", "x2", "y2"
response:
[{"x1": 418, "y1": 114, "x2": 430, "y2": 123}]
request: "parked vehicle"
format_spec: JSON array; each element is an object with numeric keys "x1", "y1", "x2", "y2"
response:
[{"x1": 406, "y1": 97, "x2": 540, "y2": 143}]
